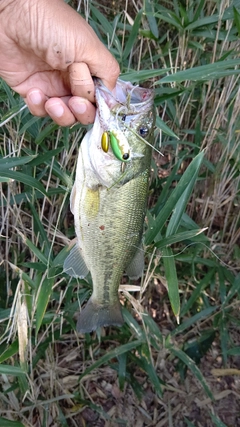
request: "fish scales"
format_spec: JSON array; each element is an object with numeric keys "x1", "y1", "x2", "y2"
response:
[{"x1": 64, "y1": 79, "x2": 155, "y2": 333}]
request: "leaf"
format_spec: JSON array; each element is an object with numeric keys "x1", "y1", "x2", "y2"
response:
[
  {"x1": 0, "y1": 364, "x2": 25, "y2": 376},
  {"x1": 233, "y1": 6, "x2": 240, "y2": 35},
  {"x1": 222, "y1": 273, "x2": 240, "y2": 307},
  {"x1": 157, "y1": 59, "x2": 240, "y2": 84},
  {"x1": 123, "y1": 10, "x2": 143, "y2": 60},
  {"x1": 162, "y1": 247, "x2": 180, "y2": 319},
  {"x1": 120, "y1": 68, "x2": 170, "y2": 83},
  {"x1": 155, "y1": 12, "x2": 183, "y2": 31},
  {"x1": 0, "y1": 341, "x2": 19, "y2": 363},
  {"x1": 17, "y1": 230, "x2": 49, "y2": 266},
  {"x1": 0, "y1": 155, "x2": 36, "y2": 169},
  {"x1": 145, "y1": 1, "x2": 159, "y2": 39},
  {"x1": 79, "y1": 339, "x2": 144, "y2": 381},
  {"x1": 139, "y1": 344, "x2": 163, "y2": 396},
  {"x1": 227, "y1": 346, "x2": 240, "y2": 356},
  {"x1": 28, "y1": 202, "x2": 52, "y2": 259},
  {"x1": 0, "y1": 170, "x2": 47, "y2": 196},
  {"x1": 145, "y1": 151, "x2": 204, "y2": 245},
  {"x1": 117, "y1": 353, "x2": 127, "y2": 391},
  {"x1": 210, "y1": 413, "x2": 228, "y2": 427},
  {"x1": 172, "y1": 306, "x2": 218, "y2": 336},
  {"x1": 35, "y1": 122, "x2": 59, "y2": 145},
  {"x1": 90, "y1": 5, "x2": 122, "y2": 55},
  {"x1": 180, "y1": 269, "x2": 215, "y2": 317},
  {"x1": 0, "y1": 177, "x2": 11, "y2": 183},
  {"x1": 156, "y1": 116, "x2": 178, "y2": 138},
  {"x1": 0, "y1": 419, "x2": 24, "y2": 427},
  {"x1": 155, "y1": 228, "x2": 207, "y2": 249},
  {"x1": 35, "y1": 277, "x2": 54, "y2": 336},
  {"x1": 170, "y1": 347, "x2": 213, "y2": 399},
  {"x1": 184, "y1": 418, "x2": 197, "y2": 427},
  {"x1": 166, "y1": 170, "x2": 203, "y2": 237},
  {"x1": 19, "y1": 115, "x2": 42, "y2": 134}
]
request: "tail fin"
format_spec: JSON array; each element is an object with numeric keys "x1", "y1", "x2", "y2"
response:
[{"x1": 76, "y1": 298, "x2": 124, "y2": 334}]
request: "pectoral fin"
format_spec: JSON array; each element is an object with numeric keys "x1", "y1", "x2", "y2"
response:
[
  {"x1": 125, "y1": 246, "x2": 145, "y2": 280},
  {"x1": 70, "y1": 183, "x2": 76, "y2": 214},
  {"x1": 63, "y1": 244, "x2": 89, "y2": 278}
]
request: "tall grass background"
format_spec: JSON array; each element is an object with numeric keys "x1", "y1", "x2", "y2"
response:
[{"x1": 0, "y1": 0, "x2": 240, "y2": 426}]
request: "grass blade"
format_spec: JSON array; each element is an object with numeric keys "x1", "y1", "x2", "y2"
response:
[
  {"x1": 162, "y1": 247, "x2": 180, "y2": 319},
  {"x1": 0, "y1": 419, "x2": 25, "y2": 427},
  {"x1": 145, "y1": 1, "x2": 159, "y2": 39},
  {"x1": 0, "y1": 170, "x2": 47, "y2": 196},
  {"x1": 155, "y1": 228, "x2": 207, "y2": 249},
  {"x1": 158, "y1": 59, "x2": 240, "y2": 83},
  {"x1": 0, "y1": 365, "x2": 25, "y2": 376},
  {"x1": 170, "y1": 347, "x2": 213, "y2": 399},
  {"x1": 122, "y1": 10, "x2": 143, "y2": 60},
  {"x1": 156, "y1": 116, "x2": 178, "y2": 138},
  {"x1": 0, "y1": 155, "x2": 36, "y2": 169},
  {"x1": 35, "y1": 277, "x2": 54, "y2": 336},
  {"x1": 79, "y1": 339, "x2": 144, "y2": 381},
  {"x1": 145, "y1": 151, "x2": 204, "y2": 245}
]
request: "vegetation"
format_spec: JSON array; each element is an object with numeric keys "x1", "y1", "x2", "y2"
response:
[{"x1": 0, "y1": 0, "x2": 240, "y2": 425}]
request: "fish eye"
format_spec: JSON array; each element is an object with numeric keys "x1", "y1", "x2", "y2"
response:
[
  {"x1": 138, "y1": 126, "x2": 149, "y2": 138},
  {"x1": 122, "y1": 114, "x2": 127, "y2": 122},
  {"x1": 122, "y1": 153, "x2": 130, "y2": 160}
]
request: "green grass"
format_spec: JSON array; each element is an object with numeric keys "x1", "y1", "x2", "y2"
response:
[{"x1": 1, "y1": 0, "x2": 240, "y2": 425}]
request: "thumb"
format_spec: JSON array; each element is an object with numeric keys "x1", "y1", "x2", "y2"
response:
[{"x1": 68, "y1": 63, "x2": 95, "y2": 103}]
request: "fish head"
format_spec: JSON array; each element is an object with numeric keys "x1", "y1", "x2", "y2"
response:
[{"x1": 88, "y1": 79, "x2": 155, "y2": 187}]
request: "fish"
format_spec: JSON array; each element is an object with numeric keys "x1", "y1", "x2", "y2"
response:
[{"x1": 63, "y1": 78, "x2": 155, "y2": 333}]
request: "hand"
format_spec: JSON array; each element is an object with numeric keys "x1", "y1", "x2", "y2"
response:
[{"x1": 0, "y1": 0, "x2": 120, "y2": 126}]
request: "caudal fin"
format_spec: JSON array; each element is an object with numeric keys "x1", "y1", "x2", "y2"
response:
[{"x1": 76, "y1": 298, "x2": 124, "y2": 334}]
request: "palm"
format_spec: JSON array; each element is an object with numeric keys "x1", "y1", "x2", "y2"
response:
[{"x1": 0, "y1": 44, "x2": 70, "y2": 97}]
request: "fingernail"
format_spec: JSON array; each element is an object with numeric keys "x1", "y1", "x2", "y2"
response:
[
  {"x1": 46, "y1": 104, "x2": 64, "y2": 118},
  {"x1": 71, "y1": 101, "x2": 87, "y2": 115},
  {"x1": 29, "y1": 90, "x2": 42, "y2": 105}
]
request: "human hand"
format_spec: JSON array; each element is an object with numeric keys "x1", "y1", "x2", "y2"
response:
[{"x1": 0, "y1": 0, "x2": 120, "y2": 126}]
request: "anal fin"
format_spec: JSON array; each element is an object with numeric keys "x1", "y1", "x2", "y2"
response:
[
  {"x1": 63, "y1": 244, "x2": 89, "y2": 278},
  {"x1": 125, "y1": 245, "x2": 144, "y2": 280}
]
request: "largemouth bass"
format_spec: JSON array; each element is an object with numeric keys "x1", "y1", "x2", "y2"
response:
[{"x1": 64, "y1": 79, "x2": 155, "y2": 333}]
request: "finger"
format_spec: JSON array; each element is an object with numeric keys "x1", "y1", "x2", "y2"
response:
[
  {"x1": 68, "y1": 63, "x2": 95, "y2": 103},
  {"x1": 68, "y1": 96, "x2": 96, "y2": 125},
  {"x1": 80, "y1": 45, "x2": 120, "y2": 92},
  {"x1": 94, "y1": 55, "x2": 120, "y2": 92},
  {"x1": 45, "y1": 97, "x2": 76, "y2": 127},
  {"x1": 25, "y1": 88, "x2": 49, "y2": 117}
]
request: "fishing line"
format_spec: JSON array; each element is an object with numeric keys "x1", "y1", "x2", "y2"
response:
[
  {"x1": 156, "y1": 241, "x2": 236, "y2": 271},
  {"x1": 128, "y1": 239, "x2": 237, "y2": 273},
  {"x1": 122, "y1": 121, "x2": 164, "y2": 157}
]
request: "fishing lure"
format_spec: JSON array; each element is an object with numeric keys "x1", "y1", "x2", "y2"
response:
[{"x1": 101, "y1": 130, "x2": 130, "y2": 162}]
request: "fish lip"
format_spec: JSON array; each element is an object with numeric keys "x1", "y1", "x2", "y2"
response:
[{"x1": 95, "y1": 78, "x2": 154, "y2": 113}]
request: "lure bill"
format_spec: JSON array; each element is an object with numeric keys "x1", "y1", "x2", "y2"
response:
[{"x1": 64, "y1": 78, "x2": 155, "y2": 333}]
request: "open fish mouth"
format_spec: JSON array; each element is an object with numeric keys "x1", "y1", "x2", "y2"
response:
[{"x1": 95, "y1": 78, "x2": 155, "y2": 115}]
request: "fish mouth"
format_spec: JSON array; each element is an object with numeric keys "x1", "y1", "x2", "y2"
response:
[{"x1": 95, "y1": 78, "x2": 154, "y2": 115}]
